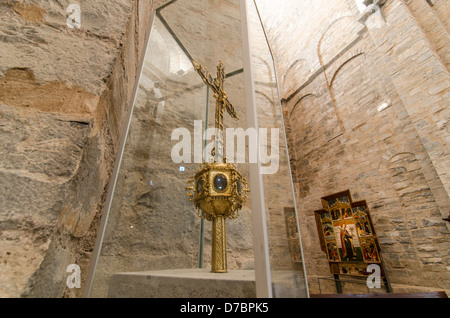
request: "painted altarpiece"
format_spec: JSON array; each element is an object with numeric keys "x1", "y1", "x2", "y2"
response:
[{"x1": 314, "y1": 190, "x2": 385, "y2": 278}]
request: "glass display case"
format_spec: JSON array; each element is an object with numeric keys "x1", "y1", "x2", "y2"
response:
[{"x1": 84, "y1": 0, "x2": 309, "y2": 298}]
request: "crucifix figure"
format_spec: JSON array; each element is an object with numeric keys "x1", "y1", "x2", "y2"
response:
[
  {"x1": 192, "y1": 60, "x2": 239, "y2": 163},
  {"x1": 186, "y1": 60, "x2": 249, "y2": 273}
]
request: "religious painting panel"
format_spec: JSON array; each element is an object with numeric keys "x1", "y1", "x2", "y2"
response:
[{"x1": 314, "y1": 190, "x2": 385, "y2": 278}]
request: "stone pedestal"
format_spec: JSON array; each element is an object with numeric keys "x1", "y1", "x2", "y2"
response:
[{"x1": 107, "y1": 268, "x2": 256, "y2": 298}]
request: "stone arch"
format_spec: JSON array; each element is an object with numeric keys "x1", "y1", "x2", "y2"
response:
[
  {"x1": 329, "y1": 50, "x2": 364, "y2": 88},
  {"x1": 255, "y1": 89, "x2": 277, "y2": 123},
  {"x1": 254, "y1": 56, "x2": 274, "y2": 83},
  {"x1": 289, "y1": 93, "x2": 340, "y2": 156},
  {"x1": 317, "y1": 14, "x2": 362, "y2": 67},
  {"x1": 290, "y1": 93, "x2": 316, "y2": 117},
  {"x1": 329, "y1": 50, "x2": 388, "y2": 132},
  {"x1": 281, "y1": 58, "x2": 310, "y2": 97},
  {"x1": 387, "y1": 152, "x2": 419, "y2": 177},
  {"x1": 256, "y1": 89, "x2": 275, "y2": 103}
]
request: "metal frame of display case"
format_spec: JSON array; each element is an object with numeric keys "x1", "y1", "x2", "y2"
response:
[{"x1": 240, "y1": 0, "x2": 272, "y2": 297}]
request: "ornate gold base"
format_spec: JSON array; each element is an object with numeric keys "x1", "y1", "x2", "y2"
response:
[{"x1": 211, "y1": 216, "x2": 227, "y2": 273}]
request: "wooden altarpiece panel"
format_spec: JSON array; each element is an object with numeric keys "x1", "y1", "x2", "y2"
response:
[{"x1": 314, "y1": 190, "x2": 386, "y2": 278}]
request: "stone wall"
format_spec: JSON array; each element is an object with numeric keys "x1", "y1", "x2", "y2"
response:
[
  {"x1": 257, "y1": 0, "x2": 450, "y2": 294},
  {"x1": 0, "y1": 0, "x2": 168, "y2": 297}
]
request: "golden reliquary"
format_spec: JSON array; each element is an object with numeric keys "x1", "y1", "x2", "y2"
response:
[{"x1": 186, "y1": 60, "x2": 249, "y2": 273}]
